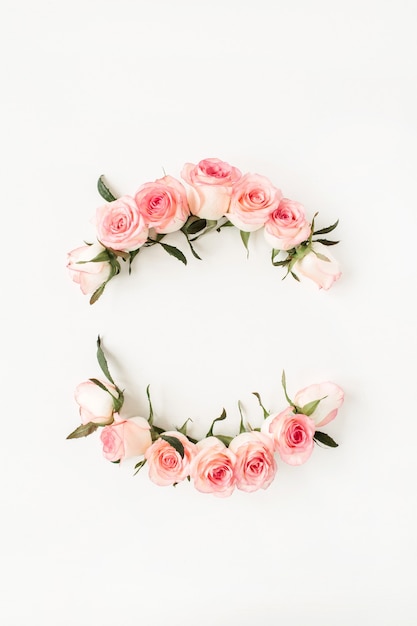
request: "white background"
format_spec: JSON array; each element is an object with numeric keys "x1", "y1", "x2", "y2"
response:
[{"x1": 1, "y1": 1, "x2": 416, "y2": 624}]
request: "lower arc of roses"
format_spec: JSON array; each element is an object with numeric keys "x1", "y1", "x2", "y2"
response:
[{"x1": 67, "y1": 337, "x2": 344, "y2": 497}]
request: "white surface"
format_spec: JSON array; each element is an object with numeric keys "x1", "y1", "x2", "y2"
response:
[{"x1": 1, "y1": 1, "x2": 416, "y2": 624}]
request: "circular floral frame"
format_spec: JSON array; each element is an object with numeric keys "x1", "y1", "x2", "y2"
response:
[{"x1": 67, "y1": 157, "x2": 344, "y2": 497}]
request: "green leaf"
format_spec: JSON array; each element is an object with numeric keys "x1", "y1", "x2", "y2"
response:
[
  {"x1": 146, "y1": 384, "x2": 154, "y2": 426},
  {"x1": 185, "y1": 218, "x2": 207, "y2": 235},
  {"x1": 281, "y1": 371, "x2": 294, "y2": 406},
  {"x1": 176, "y1": 418, "x2": 192, "y2": 435},
  {"x1": 90, "y1": 283, "x2": 106, "y2": 305},
  {"x1": 240, "y1": 230, "x2": 251, "y2": 257},
  {"x1": 214, "y1": 434, "x2": 233, "y2": 447},
  {"x1": 315, "y1": 238, "x2": 339, "y2": 246},
  {"x1": 215, "y1": 218, "x2": 234, "y2": 231},
  {"x1": 76, "y1": 250, "x2": 111, "y2": 264},
  {"x1": 128, "y1": 248, "x2": 141, "y2": 274},
  {"x1": 97, "y1": 175, "x2": 117, "y2": 202},
  {"x1": 313, "y1": 219, "x2": 339, "y2": 236},
  {"x1": 182, "y1": 231, "x2": 202, "y2": 260},
  {"x1": 159, "y1": 242, "x2": 187, "y2": 265},
  {"x1": 238, "y1": 400, "x2": 246, "y2": 433},
  {"x1": 290, "y1": 271, "x2": 300, "y2": 282},
  {"x1": 314, "y1": 431, "x2": 338, "y2": 447},
  {"x1": 252, "y1": 392, "x2": 270, "y2": 419},
  {"x1": 300, "y1": 398, "x2": 322, "y2": 416},
  {"x1": 313, "y1": 252, "x2": 331, "y2": 262},
  {"x1": 133, "y1": 459, "x2": 147, "y2": 475},
  {"x1": 160, "y1": 434, "x2": 185, "y2": 458},
  {"x1": 96, "y1": 336, "x2": 115, "y2": 385},
  {"x1": 206, "y1": 408, "x2": 227, "y2": 438},
  {"x1": 66, "y1": 422, "x2": 99, "y2": 439},
  {"x1": 106, "y1": 248, "x2": 129, "y2": 261}
]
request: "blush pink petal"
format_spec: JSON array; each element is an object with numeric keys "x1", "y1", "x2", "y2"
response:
[
  {"x1": 294, "y1": 382, "x2": 344, "y2": 428},
  {"x1": 100, "y1": 416, "x2": 152, "y2": 463},
  {"x1": 75, "y1": 380, "x2": 116, "y2": 425},
  {"x1": 293, "y1": 242, "x2": 341, "y2": 290},
  {"x1": 186, "y1": 184, "x2": 232, "y2": 220},
  {"x1": 181, "y1": 158, "x2": 242, "y2": 186},
  {"x1": 67, "y1": 243, "x2": 111, "y2": 295}
]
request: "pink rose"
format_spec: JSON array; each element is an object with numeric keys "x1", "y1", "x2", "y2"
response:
[
  {"x1": 145, "y1": 431, "x2": 196, "y2": 486},
  {"x1": 262, "y1": 408, "x2": 315, "y2": 466},
  {"x1": 293, "y1": 242, "x2": 341, "y2": 290},
  {"x1": 190, "y1": 437, "x2": 236, "y2": 497},
  {"x1": 181, "y1": 158, "x2": 242, "y2": 220},
  {"x1": 75, "y1": 380, "x2": 117, "y2": 425},
  {"x1": 95, "y1": 195, "x2": 149, "y2": 251},
  {"x1": 67, "y1": 243, "x2": 111, "y2": 295},
  {"x1": 181, "y1": 158, "x2": 242, "y2": 186},
  {"x1": 294, "y1": 382, "x2": 344, "y2": 428},
  {"x1": 185, "y1": 184, "x2": 232, "y2": 220},
  {"x1": 227, "y1": 173, "x2": 283, "y2": 232},
  {"x1": 134, "y1": 175, "x2": 190, "y2": 234},
  {"x1": 229, "y1": 431, "x2": 277, "y2": 492},
  {"x1": 100, "y1": 415, "x2": 152, "y2": 462},
  {"x1": 264, "y1": 198, "x2": 311, "y2": 250}
]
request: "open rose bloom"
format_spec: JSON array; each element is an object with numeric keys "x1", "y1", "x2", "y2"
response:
[
  {"x1": 229, "y1": 431, "x2": 276, "y2": 492},
  {"x1": 190, "y1": 437, "x2": 237, "y2": 497},
  {"x1": 227, "y1": 173, "x2": 283, "y2": 232},
  {"x1": 95, "y1": 195, "x2": 149, "y2": 252},
  {"x1": 264, "y1": 198, "x2": 311, "y2": 250},
  {"x1": 262, "y1": 408, "x2": 316, "y2": 466},
  {"x1": 135, "y1": 175, "x2": 190, "y2": 234},
  {"x1": 181, "y1": 157, "x2": 242, "y2": 220},
  {"x1": 100, "y1": 415, "x2": 152, "y2": 463},
  {"x1": 145, "y1": 432, "x2": 196, "y2": 486}
]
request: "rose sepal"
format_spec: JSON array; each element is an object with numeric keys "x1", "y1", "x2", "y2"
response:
[{"x1": 67, "y1": 421, "x2": 100, "y2": 439}]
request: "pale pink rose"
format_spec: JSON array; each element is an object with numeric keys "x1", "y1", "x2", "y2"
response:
[
  {"x1": 294, "y1": 382, "x2": 344, "y2": 428},
  {"x1": 181, "y1": 158, "x2": 242, "y2": 186},
  {"x1": 262, "y1": 408, "x2": 315, "y2": 466},
  {"x1": 185, "y1": 184, "x2": 232, "y2": 220},
  {"x1": 264, "y1": 198, "x2": 311, "y2": 250},
  {"x1": 227, "y1": 173, "x2": 283, "y2": 232},
  {"x1": 181, "y1": 158, "x2": 241, "y2": 220},
  {"x1": 145, "y1": 431, "x2": 196, "y2": 486},
  {"x1": 67, "y1": 243, "x2": 111, "y2": 295},
  {"x1": 75, "y1": 380, "x2": 117, "y2": 425},
  {"x1": 190, "y1": 437, "x2": 236, "y2": 497},
  {"x1": 293, "y1": 242, "x2": 341, "y2": 290},
  {"x1": 100, "y1": 415, "x2": 152, "y2": 462},
  {"x1": 95, "y1": 195, "x2": 149, "y2": 251},
  {"x1": 134, "y1": 175, "x2": 190, "y2": 234},
  {"x1": 229, "y1": 431, "x2": 277, "y2": 492}
]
